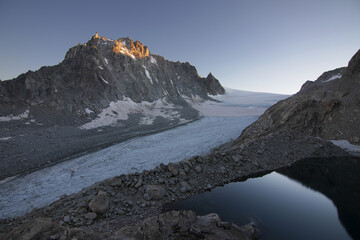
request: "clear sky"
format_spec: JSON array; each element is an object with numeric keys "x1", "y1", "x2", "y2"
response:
[{"x1": 0, "y1": 0, "x2": 359, "y2": 94}]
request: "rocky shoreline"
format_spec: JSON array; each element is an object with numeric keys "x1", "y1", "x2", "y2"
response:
[{"x1": 0, "y1": 132, "x2": 348, "y2": 239}]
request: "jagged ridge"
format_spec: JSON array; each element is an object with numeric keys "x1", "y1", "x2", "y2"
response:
[{"x1": 0, "y1": 33, "x2": 224, "y2": 117}]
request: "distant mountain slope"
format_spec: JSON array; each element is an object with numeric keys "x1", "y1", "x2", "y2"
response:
[
  {"x1": 0, "y1": 33, "x2": 224, "y2": 126},
  {"x1": 235, "y1": 49, "x2": 360, "y2": 145}
]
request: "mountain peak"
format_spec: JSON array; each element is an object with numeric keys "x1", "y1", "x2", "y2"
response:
[
  {"x1": 207, "y1": 72, "x2": 214, "y2": 78},
  {"x1": 112, "y1": 37, "x2": 149, "y2": 59},
  {"x1": 88, "y1": 33, "x2": 150, "y2": 59}
]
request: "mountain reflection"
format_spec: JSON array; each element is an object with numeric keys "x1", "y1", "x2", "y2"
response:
[{"x1": 279, "y1": 156, "x2": 360, "y2": 240}]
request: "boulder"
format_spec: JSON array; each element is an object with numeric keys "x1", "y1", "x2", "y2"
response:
[
  {"x1": 84, "y1": 212, "x2": 97, "y2": 220},
  {"x1": 88, "y1": 191, "x2": 109, "y2": 214},
  {"x1": 105, "y1": 177, "x2": 122, "y2": 187},
  {"x1": 167, "y1": 163, "x2": 179, "y2": 176},
  {"x1": 143, "y1": 185, "x2": 166, "y2": 200},
  {"x1": 180, "y1": 181, "x2": 192, "y2": 192},
  {"x1": 194, "y1": 165, "x2": 202, "y2": 173}
]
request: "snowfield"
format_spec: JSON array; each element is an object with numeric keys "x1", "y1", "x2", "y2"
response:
[
  {"x1": 80, "y1": 98, "x2": 185, "y2": 129},
  {"x1": 0, "y1": 109, "x2": 29, "y2": 122},
  {"x1": 0, "y1": 89, "x2": 287, "y2": 219},
  {"x1": 331, "y1": 140, "x2": 360, "y2": 156}
]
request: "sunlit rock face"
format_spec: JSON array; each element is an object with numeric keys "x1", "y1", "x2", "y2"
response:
[
  {"x1": 112, "y1": 38, "x2": 149, "y2": 58},
  {"x1": 0, "y1": 33, "x2": 224, "y2": 117}
]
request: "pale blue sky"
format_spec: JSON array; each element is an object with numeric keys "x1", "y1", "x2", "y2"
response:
[{"x1": 0, "y1": 0, "x2": 359, "y2": 94}]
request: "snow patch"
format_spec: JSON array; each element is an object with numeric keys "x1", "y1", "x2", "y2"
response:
[
  {"x1": 323, "y1": 73, "x2": 342, "y2": 83},
  {"x1": 0, "y1": 109, "x2": 29, "y2": 122},
  {"x1": 100, "y1": 76, "x2": 109, "y2": 84},
  {"x1": 0, "y1": 137, "x2": 12, "y2": 141},
  {"x1": 98, "y1": 66, "x2": 103, "y2": 70},
  {"x1": 85, "y1": 108, "x2": 94, "y2": 114},
  {"x1": 331, "y1": 140, "x2": 360, "y2": 156},
  {"x1": 150, "y1": 56, "x2": 157, "y2": 65},
  {"x1": 104, "y1": 58, "x2": 108, "y2": 64},
  {"x1": 93, "y1": 57, "x2": 99, "y2": 64},
  {"x1": 142, "y1": 66, "x2": 153, "y2": 84},
  {"x1": 170, "y1": 79, "x2": 176, "y2": 87},
  {"x1": 80, "y1": 98, "x2": 180, "y2": 129}
]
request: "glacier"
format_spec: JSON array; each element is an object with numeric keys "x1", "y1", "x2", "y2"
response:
[{"x1": 0, "y1": 89, "x2": 287, "y2": 219}]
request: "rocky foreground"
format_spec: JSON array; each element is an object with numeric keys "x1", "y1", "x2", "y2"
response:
[{"x1": 0, "y1": 132, "x2": 348, "y2": 239}]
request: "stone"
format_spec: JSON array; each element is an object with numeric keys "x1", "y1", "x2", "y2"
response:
[
  {"x1": 217, "y1": 221, "x2": 232, "y2": 229},
  {"x1": 88, "y1": 191, "x2": 109, "y2": 214},
  {"x1": 167, "y1": 163, "x2": 179, "y2": 176},
  {"x1": 143, "y1": 185, "x2": 166, "y2": 200},
  {"x1": 180, "y1": 181, "x2": 192, "y2": 192},
  {"x1": 63, "y1": 215, "x2": 70, "y2": 223},
  {"x1": 194, "y1": 165, "x2": 202, "y2": 173},
  {"x1": 178, "y1": 169, "x2": 187, "y2": 179},
  {"x1": 84, "y1": 212, "x2": 97, "y2": 220},
  {"x1": 238, "y1": 222, "x2": 261, "y2": 239},
  {"x1": 106, "y1": 177, "x2": 122, "y2": 187},
  {"x1": 197, "y1": 213, "x2": 221, "y2": 226},
  {"x1": 232, "y1": 155, "x2": 240, "y2": 162},
  {"x1": 135, "y1": 177, "x2": 143, "y2": 189}
]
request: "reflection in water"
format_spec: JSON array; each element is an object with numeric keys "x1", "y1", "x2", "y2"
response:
[
  {"x1": 167, "y1": 157, "x2": 360, "y2": 240},
  {"x1": 279, "y1": 157, "x2": 360, "y2": 240}
]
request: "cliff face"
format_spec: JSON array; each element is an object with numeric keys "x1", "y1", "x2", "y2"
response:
[
  {"x1": 235, "y1": 49, "x2": 360, "y2": 145},
  {"x1": 0, "y1": 33, "x2": 224, "y2": 118}
]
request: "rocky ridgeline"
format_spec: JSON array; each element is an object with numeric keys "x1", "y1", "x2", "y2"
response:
[
  {"x1": 236, "y1": 49, "x2": 360, "y2": 145},
  {"x1": 0, "y1": 33, "x2": 224, "y2": 118},
  {"x1": 0, "y1": 132, "x2": 347, "y2": 239}
]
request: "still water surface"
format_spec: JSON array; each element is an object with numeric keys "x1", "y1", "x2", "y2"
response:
[{"x1": 169, "y1": 157, "x2": 360, "y2": 240}]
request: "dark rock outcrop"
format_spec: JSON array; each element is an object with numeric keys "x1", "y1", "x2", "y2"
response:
[{"x1": 235, "y1": 49, "x2": 360, "y2": 145}]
